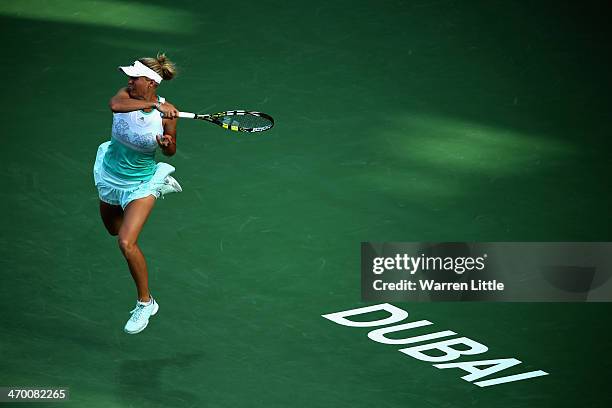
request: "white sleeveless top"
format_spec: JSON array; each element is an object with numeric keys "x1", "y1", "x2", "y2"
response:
[
  {"x1": 102, "y1": 96, "x2": 166, "y2": 181},
  {"x1": 111, "y1": 96, "x2": 165, "y2": 153}
]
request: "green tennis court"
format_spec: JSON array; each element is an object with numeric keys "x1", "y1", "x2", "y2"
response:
[{"x1": 1, "y1": 0, "x2": 611, "y2": 406}]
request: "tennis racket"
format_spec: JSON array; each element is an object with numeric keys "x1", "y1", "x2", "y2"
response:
[{"x1": 178, "y1": 110, "x2": 274, "y2": 133}]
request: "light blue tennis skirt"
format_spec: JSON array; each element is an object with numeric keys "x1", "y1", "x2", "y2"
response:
[{"x1": 93, "y1": 141, "x2": 176, "y2": 209}]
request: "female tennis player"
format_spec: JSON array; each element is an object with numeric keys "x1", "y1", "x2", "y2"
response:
[{"x1": 93, "y1": 53, "x2": 182, "y2": 334}]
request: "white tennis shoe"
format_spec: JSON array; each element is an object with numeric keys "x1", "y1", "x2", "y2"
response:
[
  {"x1": 124, "y1": 298, "x2": 159, "y2": 334},
  {"x1": 158, "y1": 175, "x2": 182, "y2": 196}
]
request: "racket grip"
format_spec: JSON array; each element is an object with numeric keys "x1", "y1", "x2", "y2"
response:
[{"x1": 178, "y1": 112, "x2": 196, "y2": 119}]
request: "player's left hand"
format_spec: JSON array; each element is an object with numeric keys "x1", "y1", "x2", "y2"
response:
[{"x1": 156, "y1": 134, "x2": 174, "y2": 148}]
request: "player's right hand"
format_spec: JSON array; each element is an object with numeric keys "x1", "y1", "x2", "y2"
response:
[{"x1": 159, "y1": 102, "x2": 179, "y2": 119}]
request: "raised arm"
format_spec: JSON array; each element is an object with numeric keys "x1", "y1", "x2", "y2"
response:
[
  {"x1": 109, "y1": 88, "x2": 157, "y2": 112},
  {"x1": 109, "y1": 88, "x2": 179, "y2": 118}
]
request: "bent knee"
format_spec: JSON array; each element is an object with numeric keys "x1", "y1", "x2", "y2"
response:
[{"x1": 118, "y1": 237, "x2": 137, "y2": 253}]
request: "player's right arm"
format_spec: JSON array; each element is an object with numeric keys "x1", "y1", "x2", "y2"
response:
[
  {"x1": 109, "y1": 88, "x2": 157, "y2": 112},
  {"x1": 109, "y1": 88, "x2": 179, "y2": 118}
]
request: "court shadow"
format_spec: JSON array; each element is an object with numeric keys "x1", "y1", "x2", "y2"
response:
[{"x1": 117, "y1": 352, "x2": 203, "y2": 407}]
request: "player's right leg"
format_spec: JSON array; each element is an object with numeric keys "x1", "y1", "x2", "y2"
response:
[{"x1": 99, "y1": 200, "x2": 124, "y2": 236}]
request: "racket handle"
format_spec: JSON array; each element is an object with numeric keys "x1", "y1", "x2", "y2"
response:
[{"x1": 178, "y1": 112, "x2": 196, "y2": 119}]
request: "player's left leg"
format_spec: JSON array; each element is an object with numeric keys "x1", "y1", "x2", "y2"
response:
[{"x1": 118, "y1": 195, "x2": 159, "y2": 334}]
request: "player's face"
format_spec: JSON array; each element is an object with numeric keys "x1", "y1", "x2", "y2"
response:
[{"x1": 126, "y1": 76, "x2": 152, "y2": 98}]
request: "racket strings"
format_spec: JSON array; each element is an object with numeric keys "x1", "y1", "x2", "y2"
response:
[{"x1": 221, "y1": 113, "x2": 272, "y2": 130}]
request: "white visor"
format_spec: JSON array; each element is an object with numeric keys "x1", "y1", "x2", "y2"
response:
[{"x1": 118, "y1": 60, "x2": 162, "y2": 84}]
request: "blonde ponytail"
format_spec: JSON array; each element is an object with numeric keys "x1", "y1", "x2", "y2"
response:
[{"x1": 139, "y1": 52, "x2": 177, "y2": 81}]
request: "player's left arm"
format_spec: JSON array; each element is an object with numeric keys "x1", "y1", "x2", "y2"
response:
[{"x1": 158, "y1": 117, "x2": 178, "y2": 156}]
